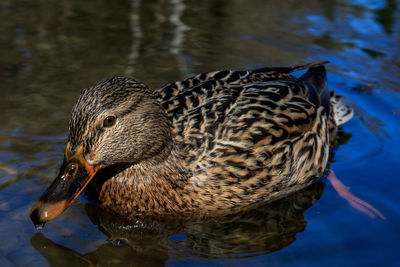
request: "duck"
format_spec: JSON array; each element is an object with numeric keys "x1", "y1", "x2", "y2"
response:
[{"x1": 30, "y1": 61, "x2": 354, "y2": 227}]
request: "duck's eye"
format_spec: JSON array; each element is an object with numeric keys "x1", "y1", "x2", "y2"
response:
[{"x1": 103, "y1": 116, "x2": 116, "y2": 127}]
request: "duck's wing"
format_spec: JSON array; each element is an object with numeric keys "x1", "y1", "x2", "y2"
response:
[
  {"x1": 162, "y1": 62, "x2": 331, "y2": 167},
  {"x1": 174, "y1": 67, "x2": 333, "y2": 206}
]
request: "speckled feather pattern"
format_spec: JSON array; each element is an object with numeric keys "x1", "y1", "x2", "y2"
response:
[{"x1": 80, "y1": 62, "x2": 350, "y2": 218}]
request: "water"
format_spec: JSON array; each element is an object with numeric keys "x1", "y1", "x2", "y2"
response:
[{"x1": 0, "y1": 0, "x2": 399, "y2": 266}]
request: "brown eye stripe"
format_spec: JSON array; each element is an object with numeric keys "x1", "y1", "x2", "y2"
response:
[{"x1": 103, "y1": 116, "x2": 116, "y2": 127}]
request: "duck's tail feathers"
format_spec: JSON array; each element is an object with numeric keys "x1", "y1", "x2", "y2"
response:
[
  {"x1": 330, "y1": 91, "x2": 354, "y2": 125},
  {"x1": 299, "y1": 63, "x2": 331, "y2": 115},
  {"x1": 256, "y1": 61, "x2": 353, "y2": 126}
]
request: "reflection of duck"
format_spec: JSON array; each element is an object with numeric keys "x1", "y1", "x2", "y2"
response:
[
  {"x1": 30, "y1": 62, "x2": 353, "y2": 227},
  {"x1": 31, "y1": 182, "x2": 325, "y2": 264}
]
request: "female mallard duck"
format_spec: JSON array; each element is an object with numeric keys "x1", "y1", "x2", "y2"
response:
[{"x1": 30, "y1": 62, "x2": 353, "y2": 227}]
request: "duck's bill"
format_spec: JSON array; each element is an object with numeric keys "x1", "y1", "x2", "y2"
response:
[{"x1": 29, "y1": 146, "x2": 99, "y2": 228}]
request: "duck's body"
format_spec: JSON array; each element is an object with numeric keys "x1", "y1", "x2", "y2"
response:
[{"x1": 30, "y1": 62, "x2": 353, "y2": 226}]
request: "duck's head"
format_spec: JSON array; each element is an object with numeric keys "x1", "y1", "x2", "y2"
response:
[{"x1": 30, "y1": 77, "x2": 172, "y2": 228}]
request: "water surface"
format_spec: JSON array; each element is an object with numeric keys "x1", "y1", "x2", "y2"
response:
[{"x1": 0, "y1": 0, "x2": 399, "y2": 266}]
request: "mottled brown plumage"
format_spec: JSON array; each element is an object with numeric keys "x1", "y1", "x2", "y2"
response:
[{"x1": 30, "y1": 62, "x2": 353, "y2": 226}]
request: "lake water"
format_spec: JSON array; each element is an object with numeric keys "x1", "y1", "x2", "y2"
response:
[{"x1": 0, "y1": 0, "x2": 399, "y2": 266}]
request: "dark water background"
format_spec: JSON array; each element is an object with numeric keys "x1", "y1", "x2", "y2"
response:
[{"x1": 1, "y1": 0, "x2": 399, "y2": 266}]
